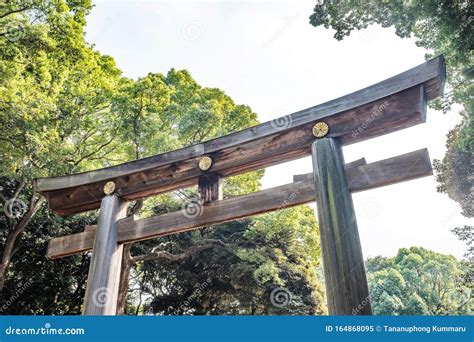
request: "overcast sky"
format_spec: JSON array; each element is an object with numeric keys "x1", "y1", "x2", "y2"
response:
[{"x1": 85, "y1": 0, "x2": 472, "y2": 259}]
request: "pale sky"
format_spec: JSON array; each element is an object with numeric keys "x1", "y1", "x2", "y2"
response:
[{"x1": 84, "y1": 0, "x2": 472, "y2": 259}]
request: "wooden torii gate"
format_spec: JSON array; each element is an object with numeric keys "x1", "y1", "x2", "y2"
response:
[{"x1": 35, "y1": 56, "x2": 445, "y2": 315}]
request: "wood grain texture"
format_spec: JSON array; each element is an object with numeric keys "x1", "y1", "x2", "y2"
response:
[
  {"x1": 36, "y1": 56, "x2": 444, "y2": 192},
  {"x1": 293, "y1": 148, "x2": 432, "y2": 187},
  {"x1": 82, "y1": 195, "x2": 127, "y2": 315},
  {"x1": 311, "y1": 138, "x2": 371, "y2": 315},
  {"x1": 345, "y1": 148, "x2": 432, "y2": 192},
  {"x1": 40, "y1": 82, "x2": 428, "y2": 216},
  {"x1": 198, "y1": 173, "x2": 223, "y2": 203},
  {"x1": 47, "y1": 148, "x2": 432, "y2": 259},
  {"x1": 293, "y1": 157, "x2": 367, "y2": 183}
]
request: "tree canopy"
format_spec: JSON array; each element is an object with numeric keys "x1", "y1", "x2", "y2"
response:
[
  {"x1": 0, "y1": 0, "x2": 325, "y2": 315},
  {"x1": 128, "y1": 207, "x2": 326, "y2": 315},
  {"x1": 0, "y1": 0, "x2": 470, "y2": 316},
  {"x1": 367, "y1": 247, "x2": 472, "y2": 315},
  {"x1": 309, "y1": 0, "x2": 473, "y2": 219}
]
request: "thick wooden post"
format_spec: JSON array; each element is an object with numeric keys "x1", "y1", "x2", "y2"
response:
[
  {"x1": 311, "y1": 138, "x2": 371, "y2": 315},
  {"x1": 116, "y1": 243, "x2": 133, "y2": 315},
  {"x1": 198, "y1": 173, "x2": 223, "y2": 203},
  {"x1": 83, "y1": 195, "x2": 127, "y2": 315}
]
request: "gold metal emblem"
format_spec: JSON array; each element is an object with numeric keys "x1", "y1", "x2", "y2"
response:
[
  {"x1": 103, "y1": 181, "x2": 116, "y2": 195},
  {"x1": 312, "y1": 122, "x2": 329, "y2": 138},
  {"x1": 198, "y1": 156, "x2": 213, "y2": 171}
]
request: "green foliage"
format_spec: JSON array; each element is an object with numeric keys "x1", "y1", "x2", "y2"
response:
[
  {"x1": 130, "y1": 207, "x2": 326, "y2": 315},
  {"x1": 433, "y1": 114, "x2": 473, "y2": 217},
  {"x1": 309, "y1": 0, "x2": 474, "y2": 218},
  {"x1": 0, "y1": 0, "x2": 121, "y2": 177},
  {"x1": 367, "y1": 247, "x2": 472, "y2": 315},
  {"x1": 451, "y1": 225, "x2": 473, "y2": 262},
  {"x1": 309, "y1": 0, "x2": 472, "y2": 109},
  {"x1": 0, "y1": 206, "x2": 95, "y2": 314},
  {"x1": 310, "y1": 1, "x2": 473, "y2": 313},
  {"x1": 0, "y1": 1, "x2": 325, "y2": 315}
]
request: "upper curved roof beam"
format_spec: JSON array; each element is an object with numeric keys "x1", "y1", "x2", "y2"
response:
[{"x1": 35, "y1": 56, "x2": 445, "y2": 216}]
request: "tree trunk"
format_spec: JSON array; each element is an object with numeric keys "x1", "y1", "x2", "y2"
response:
[
  {"x1": 0, "y1": 194, "x2": 44, "y2": 291},
  {"x1": 116, "y1": 243, "x2": 134, "y2": 315}
]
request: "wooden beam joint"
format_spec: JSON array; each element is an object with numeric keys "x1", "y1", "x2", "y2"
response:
[
  {"x1": 47, "y1": 149, "x2": 432, "y2": 259},
  {"x1": 198, "y1": 173, "x2": 222, "y2": 204}
]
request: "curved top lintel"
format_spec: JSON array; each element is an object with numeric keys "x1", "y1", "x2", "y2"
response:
[{"x1": 35, "y1": 56, "x2": 445, "y2": 193}]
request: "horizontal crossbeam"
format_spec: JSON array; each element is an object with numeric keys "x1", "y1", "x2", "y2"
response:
[
  {"x1": 35, "y1": 56, "x2": 444, "y2": 216},
  {"x1": 47, "y1": 148, "x2": 432, "y2": 259}
]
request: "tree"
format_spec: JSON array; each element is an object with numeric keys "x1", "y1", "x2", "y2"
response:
[
  {"x1": 433, "y1": 119, "x2": 473, "y2": 218},
  {"x1": 124, "y1": 207, "x2": 326, "y2": 315},
  {"x1": 110, "y1": 70, "x2": 325, "y2": 315},
  {"x1": 0, "y1": 0, "x2": 123, "y2": 290},
  {"x1": 309, "y1": 0, "x2": 473, "y2": 219},
  {"x1": 0, "y1": 211, "x2": 95, "y2": 314},
  {"x1": 452, "y1": 225, "x2": 473, "y2": 262},
  {"x1": 367, "y1": 247, "x2": 472, "y2": 315},
  {"x1": 0, "y1": 2, "x2": 326, "y2": 314}
]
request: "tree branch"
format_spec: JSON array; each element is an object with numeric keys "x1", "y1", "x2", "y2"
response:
[
  {"x1": 132, "y1": 239, "x2": 231, "y2": 264},
  {"x1": 11, "y1": 177, "x2": 26, "y2": 202},
  {"x1": 0, "y1": 193, "x2": 45, "y2": 291},
  {"x1": 0, "y1": 7, "x2": 28, "y2": 20}
]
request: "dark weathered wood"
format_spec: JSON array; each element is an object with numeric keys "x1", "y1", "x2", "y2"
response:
[
  {"x1": 340, "y1": 157, "x2": 367, "y2": 169},
  {"x1": 116, "y1": 243, "x2": 133, "y2": 315},
  {"x1": 293, "y1": 157, "x2": 367, "y2": 182},
  {"x1": 83, "y1": 195, "x2": 127, "y2": 315},
  {"x1": 36, "y1": 56, "x2": 445, "y2": 191},
  {"x1": 47, "y1": 149, "x2": 432, "y2": 259},
  {"x1": 311, "y1": 138, "x2": 371, "y2": 315},
  {"x1": 39, "y1": 57, "x2": 445, "y2": 319},
  {"x1": 346, "y1": 149, "x2": 432, "y2": 192},
  {"x1": 37, "y1": 57, "x2": 441, "y2": 191},
  {"x1": 198, "y1": 173, "x2": 223, "y2": 203},
  {"x1": 40, "y1": 81, "x2": 430, "y2": 216},
  {"x1": 294, "y1": 149, "x2": 432, "y2": 187}
]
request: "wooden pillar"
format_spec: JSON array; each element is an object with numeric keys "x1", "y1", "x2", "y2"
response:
[
  {"x1": 198, "y1": 173, "x2": 223, "y2": 203},
  {"x1": 116, "y1": 243, "x2": 133, "y2": 315},
  {"x1": 83, "y1": 195, "x2": 127, "y2": 315},
  {"x1": 311, "y1": 138, "x2": 371, "y2": 315}
]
